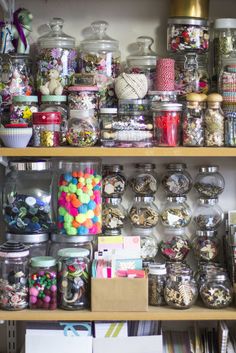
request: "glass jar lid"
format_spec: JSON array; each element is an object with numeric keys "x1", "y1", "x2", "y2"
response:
[
  {"x1": 58, "y1": 247, "x2": 90, "y2": 258},
  {"x1": 51, "y1": 233, "x2": 94, "y2": 243},
  {"x1": 127, "y1": 36, "x2": 157, "y2": 67},
  {"x1": 152, "y1": 103, "x2": 182, "y2": 111},
  {"x1": 103, "y1": 164, "x2": 123, "y2": 172},
  {"x1": 104, "y1": 197, "x2": 122, "y2": 205},
  {"x1": 199, "y1": 198, "x2": 218, "y2": 205},
  {"x1": 132, "y1": 227, "x2": 153, "y2": 236},
  {"x1": 13, "y1": 96, "x2": 38, "y2": 103},
  {"x1": 100, "y1": 108, "x2": 117, "y2": 114},
  {"x1": 149, "y1": 264, "x2": 167, "y2": 275},
  {"x1": 166, "y1": 196, "x2": 187, "y2": 203},
  {"x1": 6, "y1": 233, "x2": 49, "y2": 243},
  {"x1": 31, "y1": 256, "x2": 56, "y2": 267},
  {"x1": 196, "y1": 230, "x2": 217, "y2": 237},
  {"x1": 104, "y1": 229, "x2": 122, "y2": 236},
  {"x1": 168, "y1": 18, "x2": 208, "y2": 26},
  {"x1": 199, "y1": 165, "x2": 219, "y2": 173},
  {"x1": 38, "y1": 18, "x2": 75, "y2": 49},
  {"x1": 0, "y1": 241, "x2": 29, "y2": 258},
  {"x1": 134, "y1": 196, "x2": 155, "y2": 202},
  {"x1": 9, "y1": 160, "x2": 52, "y2": 171},
  {"x1": 41, "y1": 95, "x2": 67, "y2": 103}
]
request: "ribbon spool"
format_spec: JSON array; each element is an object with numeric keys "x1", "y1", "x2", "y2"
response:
[{"x1": 156, "y1": 58, "x2": 175, "y2": 91}]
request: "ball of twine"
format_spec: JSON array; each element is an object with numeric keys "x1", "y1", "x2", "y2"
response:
[{"x1": 115, "y1": 73, "x2": 148, "y2": 99}]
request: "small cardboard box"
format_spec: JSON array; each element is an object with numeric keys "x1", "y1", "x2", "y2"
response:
[{"x1": 91, "y1": 278, "x2": 148, "y2": 312}]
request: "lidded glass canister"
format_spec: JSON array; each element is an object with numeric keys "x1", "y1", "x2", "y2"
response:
[
  {"x1": 205, "y1": 93, "x2": 225, "y2": 146},
  {"x1": 102, "y1": 164, "x2": 126, "y2": 197},
  {"x1": 162, "y1": 163, "x2": 192, "y2": 196},
  {"x1": 132, "y1": 228, "x2": 158, "y2": 262},
  {"x1": 193, "y1": 198, "x2": 224, "y2": 230},
  {"x1": 129, "y1": 163, "x2": 158, "y2": 196},
  {"x1": 194, "y1": 165, "x2": 225, "y2": 198},
  {"x1": 160, "y1": 196, "x2": 192, "y2": 229},
  {"x1": 183, "y1": 93, "x2": 204, "y2": 147},
  {"x1": 148, "y1": 263, "x2": 167, "y2": 306},
  {"x1": 192, "y1": 230, "x2": 219, "y2": 262},
  {"x1": 160, "y1": 228, "x2": 191, "y2": 261},
  {"x1": 102, "y1": 197, "x2": 126, "y2": 230},
  {"x1": 10, "y1": 96, "x2": 38, "y2": 126},
  {"x1": 6, "y1": 233, "x2": 49, "y2": 257},
  {"x1": 129, "y1": 196, "x2": 159, "y2": 228}
]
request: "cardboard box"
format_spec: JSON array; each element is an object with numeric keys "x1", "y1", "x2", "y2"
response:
[{"x1": 91, "y1": 278, "x2": 148, "y2": 312}]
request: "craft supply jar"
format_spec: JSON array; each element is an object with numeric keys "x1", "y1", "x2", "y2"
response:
[
  {"x1": 32, "y1": 112, "x2": 61, "y2": 147},
  {"x1": 153, "y1": 103, "x2": 182, "y2": 147},
  {"x1": 132, "y1": 228, "x2": 158, "y2": 261},
  {"x1": 58, "y1": 248, "x2": 90, "y2": 310},
  {"x1": 148, "y1": 263, "x2": 167, "y2": 306},
  {"x1": 102, "y1": 197, "x2": 126, "y2": 230},
  {"x1": 29, "y1": 256, "x2": 57, "y2": 310},
  {"x1": 56, "y1": 160, "x2": 102, "y2": 236},
  {"x1": 102, "y1": 164, "x2": 126, "y2": 197},
  {"x1": 6, "y1": 233, "x2": 49, "y2": 257},
  {"x1": 225, "y1": 111, "x2": 236, "y2": 146},
  {"x1": 183, "y1": 93, "x2": 204, "y2": 147},
  {"x1": 193, "y1": 198, "x2": 224, "y2": 230},
  {"x1": 192, "y1": 230, "x2": 219, "y2": 262},
  {"x1": 148, "y1": 91, "x2": 177, "y2": 108},
  {"x1": 205, "y1": 93, "x2": 225, "y2": 147},
  {"x1": 161, "y1": 196, "x2": 192, "y2": 229},
  {"x1": 0, "y1": 241, "x2": 29, "y2": 311},
  {"x1": 162, "y1": 163, "x2": 192, "y2": 196},
  {"x1": 68, "y1": 86, "x2": 99, "y2": 111},
  {"x1": 66, "y1": 110, "x2": 99, "y2": 147},
  {"x1": 10, "y1": 96, "x2": 38, "y2": 125},
  {"x1": 194, "y1": 166, "x2": 225, "y2": 198},
  {"x1": 129, "y1": 163, "x2": 158, "y2": 196},
  {"x1": 160, "y1": 229, "x2": 191, "y2": 261},
  {"x1": 129, "y1": 196, "x2": 159, "y2": 228},
  {"x1": 3, "y1": 160, "x2": 53, "y2": 234},
  {"x1": 118, "y1": 99, "x2": 149, "y2": 114}
]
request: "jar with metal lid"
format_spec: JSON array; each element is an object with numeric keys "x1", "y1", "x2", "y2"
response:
[
  {"x1": 58, "y1": 248, "x2": 90, "y2": 310},
  {"x1": 102, "y1": 164, "x2": 126, "y2": 197},
  {"x1": 148, "y1": 263, "x2": 167, "y2": 306},
  {"x1": 129, "y1": 196, "x2": 159, "y2": 228},
  {"x1": 200, "y1": 273, "x2": 233, "y2": 308},
  {"x1": 160, "y1": 229, "x2": 191, "y2": 261},
  {"x1": 103, "y1": 229, "x2": 121, "y2": 236},
  {"x1": 29, "y1": 256, "x2": 57, "y2": 310},
  {"x1": 194, "y1": 165, "x2": 225, "y2": 198},
  {"x1": 148, "y1": 91, "x2": 177, "y2": 107},
  {"x1": 32, "y1": 112, "x2": 62, "y2": 147},
  {"x1": 196, "y1": 263, "x2": 227, "y2": 288},
  {"x1": 161, "y1": 196, "x2": 192, "y2": 229},
  {"x1": 118, "y1": 99, "x2": 149, "y2": 114},
  {"x1": 193, "y1": 230, "x2": 219, "y2": 262},
  {"x1": 183, "y1": 93, "x2": 204, "y2": 146},
  {"x1": 129, "y1": 163, "x2": 158, "y2": 196},
  {"x1": 153, "y1": 103, "x2": 182, "y2": 147},
  {"x1": 205, "y1": 93, "x2": 225, "y2": 146},
  {"x1": 132, "y1": 228, "x2": 158, "y2": 261},
  {"x1": 102, "y1": 197, "x2": 126, "y2": 230},
  {"x1": 193, "y1": 198, "x2": 224, "y2": 230},
  {"x1": 169, "y1": 0, "x2": 209, "y2": 19},
  {"x1": 0, "y1": 241, "x2": 29, "y2": 310},
  {"x1": 162, "y1": 163, "x2": 192, "y2": 196},
  {"x1": 6, "y1": 233, "x2": 49, "y2": 257},
  {"x1": 10, "y1": 96, "x2": 38, "y2": 125},
  {"x1": 166, "y1": 261, "x2": 191, "y2": 275},
  {"x1": 3, "y1": 160, "x2": 53, "y2": 234},
  {"x1": 68, "y1": 86, "x2": 99, "y2": 111}
]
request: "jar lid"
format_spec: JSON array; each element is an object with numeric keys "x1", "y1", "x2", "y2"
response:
[
  {"x1": 100, "y1": 108, "x2": 117, "y2": 114},
  {"x1": 167, "y1": 163, "x2": 186, "y2": 170},
  {"x1": 196, "y1": 230, "x2": 217, "y2": 237},
  {"x1": 135, "y1": 163, "x2": 156, "y2": 170},
  {"x1": 33, "y1": 112, "x2": 62, "y2": 125},
  {"x1": 199, "y1": 198, "x2": 218, "y2": 205},
  {"x1": 127, "y1": 36, "x2": 157, "y2": 67},
  {"x1": 9, "y1": 160, "x2": 52, "y2": 171},
  {"x1": 199, "y1": 165, "x2": 219, "y2": 173},
  {"x1": 104, "y1": 197, "x2": 122, "y2": 205},
  {"x1": 38, "y1": 18, "x2": 75, "y2": 49},
  {"x1": 31, "y1": 256, "x2": 56, "y2": 267},
  {"x1": 207, "y1": 93, "x2": 223, "y2": 103},
  {"x1": 58, "y1": 158, "x2": 100, "y2": 170},
  {"x1": 148, "y1": 90, "x2": 176, "y2": 96},
  {"x1": 6, "y1": 233, "x2": 49, "y2": 243},
  {"x1": 166, "y1": 196, "x2": 187, "y2": 203},
  {"x1": 58, "y1": 247, "x2": 90, "y2": 258},
  {"x1": 68, "y1": 85, "x2": 99, "y2": 92},
  {"x1": 119, "y1": 99, "x2": 149, "y2": 105},
  {"x1": 41, "y1": 95, "x2": 67, "y2": 103},
  {"x1": 149, "y1": 263, "x2": 166, "y2": 275},
  {"x1": 13, "y1": 95, "x2": 38, "y2": 103},
  {"x1": 50, "y1": 233, "x2": 94, "y2": 243},
  {"x1": 168, "y1": 17, "x2": 208, "y2": 26},
  {"x1": 134, "y1": 196, "x2": 155, "y2": 202},
  {"x1": 214, "y1": 18, "x2": 236, "y2": 29},
  {"x1": 103, "y1": 164, "x2": 123, "y2": 172},
  {"x1": 0, "y1": 241, "x2": 29, "y2": 258},
  {"x1": 205, "y1": 273, "x2": 229, "y2": 281},
  {"x1": 104, "y1": 229, "x2": 122, "y2": 236},
  {"x1": 152, "y1": 103, "x2": 182, "y2": 112}
]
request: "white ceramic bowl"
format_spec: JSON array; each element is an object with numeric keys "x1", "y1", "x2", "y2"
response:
[{"x1": 0, "y1": 127, "x2": 32, "y2": 148}]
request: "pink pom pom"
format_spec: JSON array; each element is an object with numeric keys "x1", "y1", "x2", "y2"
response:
[
  {"x1": 29, "y1": 295, "x2": 37, "y2": 304},
  {"x1": 43, "y1": 295, "x2": 51, "y2": 303},
  {"x1": 50, "y1": 285, "x2": 57, "y2": 292},
  {"x1": 29, "y1": 287, "x2": 39, "y2": 296}
]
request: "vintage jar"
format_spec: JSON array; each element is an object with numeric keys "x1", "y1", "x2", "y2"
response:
[
  {"x1": 162, "y1": 163, "x2": 192, "y2": 196},
  {"x1": 160, "y1": 229, "x2": 191, "y2": 261},
  {"x1": 32, "y1": 112, "x2": 61, "y2": 147},
  {"x1": 6, "y1": 233, "x2": 49, "y2": 257},
  {"x1": 132, "y1": 228, "x2": 158, "y2": 261},
  {"x1": 194, "y1": 165, "x2": 225, "y2": 198},
  {"x1": 148, "y1": 263, "x2": 167, "y2": 306},
  {"x1": 10, "y1": 96, "x2": 38, "y2": 125},
  {"x1": 129, "y1": 163, "x2": 158, "y2": 196},
  {"x1": 183, "y1": 93, "x2": 204, "y2": 146},
  {"x1": 129, "y1": 196, "x2": 159, "y2": 228},
  {"x1": 192, "y1": 230, "x2": 219, "y2": 262},
  {"x1": 193, "y1": 198, "x2": 224, "y2": 230},
  {"x1": 205, "y1": 93, "x2": 225, "y2": 146},
  {"x1": 0, "y1": 241, "x2": 29, "y2": 311},
  {"x1": 68, "y1": 86, "x2": 99, "y2": 111},
  {"x1": 102, "y1": 197, "x2": 126, "y2": 230},
  {"x1": 29, "y1": 256, "x2": 57, "y2": 310},
  {"x1": 102, "y1": 164, "x2": 126, "y2": 197},
  {"x1": 58, "y1": 248, "x2": 90, "y2": 310},
  {"x1": 160, "y1": 196, "x2": 192, "y2": 229},
  {"x1": 196, "y1": 264, "x2": 227, "y2": 288}
]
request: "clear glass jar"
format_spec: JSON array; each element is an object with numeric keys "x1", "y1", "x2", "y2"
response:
[
  {"x1": 161, "y1": 196, "x2": 192, "y2": 229},
  {"x1": 129, "y1": 163, "x2": 158, "y2": 196},
  {"x1": 183, "y1": 93, "x2": 204, "y2": 146},
  {"x1": 66, "y1": 110, "x2": 99, "y2": 147},
  {"x1": 29, "y1": 256, "x2": 57, "y2": 310},
  {"x1": 193, "y1": 230, "x2": 219, "y2": 262},
  {"x1": 58, "y1": 248, "x2": 90, "y2": 310},
  {"x1": 193, "y1": 198, "x2": 224, "y2": 230},
  {"x1": 160, "y1": 229, "x2": 191, "y2": 261},
  {"x1": 118, "y1": 99, "x2": 149, "y2": 114},
  {"x1": 3, "y1": 160, "x2": 53, "y2": 234},
  {"x1": 37, "y1": 18, "x2": 77, "y2": 90},
  {"x1": 56, "y1": 160, "x2": 102, "y2": 236},
  {"x1": 162, "y1": 163, "x2": 193, "y2": 196},
  {"x1": 68, "y1": 86, "x2": 99, "y2": 111},
  {"x1": 148, "y1": 91, "x2": 177, "y2": 107},
  {"x1": 32, "y1": 112, "x2": 61, "y2": 147},
  {"x1": 194, "y1": 165, "x2": 225, "y2": 198},
  {"x1": 103, "y1": 229, "x2": 121, "y2": 236},
  {"x1": 0, "y1": 241, "x2": 29, "y2": 310},
  {"x1": 166, "y1": 261, "x2": 191, "y2": 275},
  {"x1": 6, "y1": 233, "x2": 49, "y2": 257},
  {"x1": 132, "y1": 228, "x2": 158, "y2": 261},
  {"x1": 167, "y1": 18, "x2": 209, "y2": 52},
  {"x1": 196, "y1": 264, "x2": 227, "y2": 288},
  {"x1": 205, "y1": 94, "x2": 225, "y2": 146},
  {"x1": 129, "y1": 196, "x2": 159, "y2": 228},
  {"x1": 148, "y1": 263, "x2": 167, "y2": 306},
  {"x1": 102, "y1": 164, "x2": 126, "y2": 197},
  {"x1": 10, "y1": 96, "x2": 38, "y2": 126},
  {"x1": 153, "y1": 103, "x2": 182, "y2": 147},
  {"x1": 102, "y1": 197, "x2": 126, "y2": 230},
  {"x1": 225, "y1": 111, "x2": 236, "y2": 146}
]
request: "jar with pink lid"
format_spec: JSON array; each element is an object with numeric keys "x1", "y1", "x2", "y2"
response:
[{"x1": 68, "y1": 85, "x2": 99, "y2": 112}]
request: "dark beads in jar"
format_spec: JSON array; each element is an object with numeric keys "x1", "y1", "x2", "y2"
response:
[
  {"x1": 162, "y1": 163, "x2": 192, "y2": 196},
  {"x1": 194, "y1": 165, "x2": 225, "y2": 198},
  {"x1": 102, "y1": 164, "x2": 126, "y2": 197},
  {"x1": 129, "y1": 163, "x2": 158, "y2": 196},
  {"x1": 148, "y1": 263, "x2": 167, "y2": 306}
]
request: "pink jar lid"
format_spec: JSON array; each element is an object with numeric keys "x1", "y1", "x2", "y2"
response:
[
  {"x1": 33, "y1": 112, "x2": 61, "y2": 125},
  {"x1": 68, "y1": 85, "x2": 99, "y2": 92},
  {"x1": 5, "y1": 123, "x2": 28, "y2": 128}
]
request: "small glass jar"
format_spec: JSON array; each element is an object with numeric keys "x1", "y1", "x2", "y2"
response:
[
  {"x1": 6, "y1": 233, "x2": 49, "y2": 257},
  {"x1": 32, "y1": 112, "x2": 61, "y2": 147},
  {"x1": 102, "y1": 164, "x2": 126, "y2": 197},
  {"x1": 166, "y1": 261, "x2": 191, "y2": 275},
  {"x1": 193, "y1": 230, "x2": 219, "y2": 262},
  {"x1": 196, "y1": 264, "x2": 227, "y2": 288},
  {"x1": 10, "y1": 96, "x2": 38, "y2": 126},
  {"x1": 194, "y1": 165, "x2": 225, "y2": 198},
  {"x1": 148, "y1": 263, "x2": 167, "y2": 306},
  {"x1": 162, "y1": 163, "x2": 193, "y2": 196},
  {"x1": 102, "y1": 197, "x2": 126, "y2": 230},
  {"x1": 118, "y1": 99, "x2": 149, "y2": 114},
  {"x1": 58, "y1": 248, "x2": 90, "y2": 310},
  {"x1": 205, "y1": 93, "x2": 225, "y2": 147},
  {"x1": 193, "y1": 198, "x2": 224, "y2": 230},
  {"x1": 161, "y1": 196, "x2": 192, "y2": 229},
  {"x1": 29, "y1": 256, "x2": 57, "y2": 310},
  {"x1": 0, "y1": 241, "x2": 29, "y2": 311},
  {"x1": 160, "y1": 229, "x2": 191, "y2": 261},
  {"x1": 68, "y1": 86, "x2": 99, "y2": 111},
  {"x1": 183, "y1": 93, "x2": 204, "y2": 146},
  {"x1": 153, "y1": 103, "x2": 182, "y2": 147},
  {"x1": 129, "y1": 163, "x2": 158, "y2": 196},
  {"x1": 129, "y1": 196, "x2": 159, "y2": 228},
  {"x1": 148, "y1": 91, "x2": 177, "y2": 107},
  {"x1": 132, "y1": 228, "x2": 158, "y2": 261}
]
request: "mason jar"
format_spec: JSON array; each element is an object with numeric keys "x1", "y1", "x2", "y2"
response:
[
  {"x1": 102, "y1": 197, "x2": 126, "y2": 230},
  {"x1": 10, "y1": 96, "x2": 38, "y2": 126},
  {"x1": 193, "y1": 198, "x2": 224, "y2": 230},
  {"x1": 128, "y1": 196, "x2": 159, "y2": 228},
  {"x1": 129, "y1": 163, "x2": 158, "y2": 196},
  {"x1": 192, "y1": 230, "x2": 219, "y2": 262},
  {"x1": 160, "y1": 196, "x2": 192, "y2": 229},
  {"x1": 183, "y1": 93, "x2": 204, "y2": 146},
  {"x1": 160, "y1": 229, "x2": 191, "y2": 261},
  {"x1": 6, "y1": 233, "x2": 49, "y2": 257},
  {"x1": 132, "y1": 228, "x2": 158, "y2": 262},
  {"x1": 148, "y1": 263, "x2": 167, "y2": 306},
  {"x1": 194, "y1": 165, "x2": 225, "y2": 198},
  {"x1": 162, "y1": 163, "x2": 192, "y2": 196},
  {"x1": 102, "y1": 164, "x2": 126, "y2": 197}
]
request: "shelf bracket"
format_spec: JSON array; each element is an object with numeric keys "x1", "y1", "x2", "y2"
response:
[{"x1": 7, "y1": 320, "x2": 17, "y2": 353}]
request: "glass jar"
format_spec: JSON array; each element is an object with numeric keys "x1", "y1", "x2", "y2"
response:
[
  {"x1": 162, "y1": 163, "x2": 193, "y2": 196},
  {"x1": 196, "y1": 264, "x2": 227, "y2": 288},
  {"x1": 200, "y1": 273, "x2": 233, "y2": 308},
  {"x1": 161, "y1": 196, "x2": 192, "y2": 229},
  {"x1": 205, "y1": 94, "x2": 225, "y2": 146},
  {"x1": 102, "y1": 197, "x2": 126, "y2": 230},
  {"x1": 148, "y1": 91, "x2": 177, "y2": 108},
  {"x1": 102, "y1": 164, "x2": 126, "y2": 197},
  {"x1": 10, "y1": 96, "x2": 38, "y2": 125},
  {"x1": 129, "y1": 196, "x2": 159, "y2": 228},
  {"x1": 118, "y1": 99, "x2": 149, "y2": 114},
  {"x1": 148, "y1": 263, "x2": 167, "y2": 306},
  {"x1": 32, "y1": 112, "x2": 61, "y2": 147},
  {"x1": 58, "y1": 248, "x2": 90, "y2": 310},
  {"x1": 225, "y1": 111, "x2": 236, "y2": 146},
  {"x1": 3, "y1": 160, "x2": 53, "y2": 234},
  {"x1": 167, "y1": 18, "x2": 209, "y2": 52},
  {"x1": 68, "y1": 86, "x2": 99, "y2": 111},
  {"x1": 166, "y1": 261, "x2": 191, "y2": 275},
  {"x1": 194, "y1": 165, "x2": 225, "y2": 198},
  {"x1": 132, "y1": 228, "x2": 158, "y2": 261},
  {"x1": 193, "y1": 198, "x2": 224, "y2": 230},
  {"x1": 153, "y1": 103, "x2": 182, "y2": 147},
  {"x1": 183, "y1": 93, "x2": 204, "y2": 146},
  {"x1": 0, "y1": 241, "x2": 29, "y2": 310},
  {"x1": 193, "y1": 230, "x2": 219, "y2": 262},
  {"x1": 66, "y1": 110, "x2": 99, "y2": 147},
  {"x1": 56, "y1": 160, "x2": 102, "y2": 236},
  {"x1": 29, "y1": 256, "x2": 57, "y2": 310},
  {"x1": 6, "y1": 233, "x2": 49, "y2": 257},
  {"x1": 37, "y1": 18, "x2": 77, "y2": 91},
  {"x1": 103, "y1": 229, "x2": 121, "y2": 236},
  {"x1": 160, "y1": 229, "x2": 191, "y2": 261},
  {"x1": 129, "y1": 163, "x2": 158, "y2": 196}
]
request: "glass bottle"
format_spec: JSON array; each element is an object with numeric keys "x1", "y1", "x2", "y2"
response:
[
  {"x1": 160, "y1": 196, "x2": 192, "y2": 229},
  {"x1": 102, "y1": 197, "x2": 126, "y2": 230},
  {"x1": 194, "y1": 165, "x2": 225, "y2": 198},
  {"x1": 193, "y1": 198, "x2": 224, "y2": 230},
  {"x1": 129, "y1": 163, "x2": 158, "y2": 196},
  {"x1": 192, "y1": 230, "x2": 219, "y2": 262},
  {"x1": 205, "y1": 93, "x2": 225, "y2": 146},
  {"x1": 129, "y1": 196, "x2": 159, "y2": 228},
  {"x1": 6, "y1": 233, "x2": 49, "y2": 257},
  {"x1": 162, "y1": 163, "x2": 192, "y2": 196},
  {"x1": 132, "y1": 228, "x2": 158, "y2": 262},
  {"x1": 148, "y1": 263, "x2": 167, "y2": 306},
  {"x1": 160, "y1": 228, "x2": 191, "y2": 261},
  {"x1": 102, "y1": 164, "x2": 126, "y2": 197},
  {"x1": 183, "y1": 93, "x2": 204, "y2": 146}
]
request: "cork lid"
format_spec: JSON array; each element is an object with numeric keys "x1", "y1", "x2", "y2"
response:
[
  {"x1": 186, "y1": 93, "x2": 202, "y2": 102},
  {"x1": 207, "y1": 93, "x2": 223, "y2": 102},
  {"x1": 199, "y1": 93, "x2": 208, "y2": 101}
]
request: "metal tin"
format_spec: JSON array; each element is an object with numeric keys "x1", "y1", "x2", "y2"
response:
[{"x1": 169, "y1": 0, "x2": 209, "y2": 19}]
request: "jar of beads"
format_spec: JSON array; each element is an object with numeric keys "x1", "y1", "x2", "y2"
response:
[
  {"x1": 68, "y1": 86, "x2": 99, "y2": 111},
  {"x1": 162, "y1": 163, "x2": 192, "y2": 196},
  {"x1": 10, "y1": 96, "x2": 38, "y2": 125},
  {"x1": 32, "y1": 112, "x2": 62, "y2": 147},
  {"x1": 129, "y1": 163, "x2": 158, "y2": 196}
]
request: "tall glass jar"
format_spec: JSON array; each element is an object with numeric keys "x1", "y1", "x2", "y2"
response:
[
  {"x1": 183, "y1": 93, "x2": 204, "y2": 146},
  {"x1": 128, "y1": 196, "x2": 159, "y2": 228},
  {"x1": 10, "y1": 96, "x2": 38, "y2": 125},
  {"x1": 58, "y1": 248, "x2": 90, "y2": 310},
  {"x1": 102, "y1": 164, "x2": 126, "y2": 197},
  {"x1": 29, "y1": 256, "x2": 57, "y2": 310},
  {"x1": 162, "y1": 163, "x2": 192, "y2": 196},
  {"x1": 205, "y1": 93, "x2": 225, "y2": 146},
  {"x1": 194, "y1": 165, "x2": 225, "y2": 198},
  {"x1": 160, "y1": 196, "x2": 192, "y2": 229},
  {"x1": 6, "y1": 233, "x2": 49, "y2": 257},
  {"x1": 0, "y1": 241, "x2": 29, "y2": 310},
  {"x1": 132, "y1": 228, "x2": 158, "y2": 262},
  {"x1": 192, "y1": 230, "x2": 219, "y2": 262},
  {"x1": 160, "y1": 228, "x2": 191, "y2": 261},
  {"x1": 3, "y1": 160, "x2": 53, "y2": 234},
  {"x1": 102, "y1": 197, "x2": 126, "y2": 230},
  {"x1": 193, "y1": 198, "x2": 224, "y2": 230},
  {"x1": 129, "y1": 163, "x2": 158, "y2": 196},
  {"x1": 148, "y1": 263, "x2": 167, "y2": 306}
]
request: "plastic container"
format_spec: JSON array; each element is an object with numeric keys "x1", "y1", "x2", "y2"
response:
[
  {"x1": 128, "y1": 196, "x2": 159, "y2": 228},
  {"x1": 102, "y1": 197, "x2": 126, "y2": 230},
  {"x1": 183, "y1": 93, "x2": 204, "y2": 146},
  {"x1": 129, "y1": 163, "x2": 158, "y2": 196},
  {"x1": 194, "y1": 165, "x2": 225, "y2": 198},
  {"x1": 6, "y1": 233, "x2": 49, "y2": 257},
  {"x1": 205, "y1": 93, "x2": 224, "y2": 146},
  {"x1": 0, "y1": 126, "x2": 32, "y2": 148},
  {"x1": 193, "y1": 230, "x2": 219, "y2": 262},
  {"x1": 32, "y1": 112, "x2": 61, "y2": 147},
  {"x1": 162, "y1": 163, "x2": 192, "y2": 196},
  {"x1": 102, "y1": 164, "x2": 126, "y2": 197},
  {"x1": 160, "y1": 196, "x2": 192, "y2": 229},
  {"x1": 10, "y1": 96, "x2": 38, "y2": 125},
  {"x1": 160, "y1": 229, "x2": 190, "y2": 261},
  {"x1": 148, "y1": 263, "x2": 167, "y2": 306},
  {"x1": 132, "y1": 228, "x2": 158, "y2": 261},
  {"x1": 68, "y1": 86, "x2": 99, "y2": 111},
  {"x1": 193, "y1": 198, "x2": 224, "y2": 230}
]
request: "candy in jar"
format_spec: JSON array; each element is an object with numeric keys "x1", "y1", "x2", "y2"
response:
[
  {"x1": 194, "y1": 165, "x2": 225, "y2": 198},
  {"x1": 129, "y1": 163, "x2": 158, "y2": 196},
  {"x1": 183, "y1": 93, "x2": 204, "y2": 147},
  {"x1": 148, "y1": 263, "x2": 167, "y2": 306},
  {"x1": 192, "y1": 230, "x2": 219, "y2": 262},
  {"x1": 129, "y1": 196, "x2": 159, "y2": 228},
  {"x1": 102, "y1": 197, "x2": 126, "y2": 230},
  {"x1": 102, "y1": 164, "x2": 126, "y2": 197},
  {"x1": 162, "y1": 163, "x2": 192, "y2": 196},
  {"x1": 160, "y1": 229, "x2": 191, "y2": 261},
  {"x1": 205, "y1": 93, "x2": 224, "y2": 146},
  {"x1": 160, "y1": 196, "x2": 192, "y2": 229}
]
